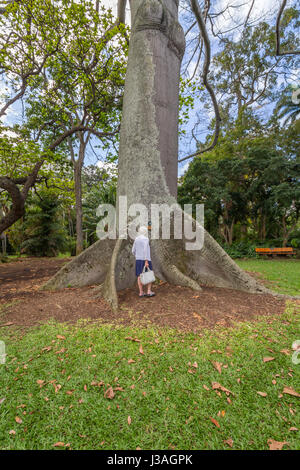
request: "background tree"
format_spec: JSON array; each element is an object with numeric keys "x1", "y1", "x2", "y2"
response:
[
  {"x1": 178, "y1": 124, "x2": 300, "y2": 250},
  {"x1": 0, "y1": 0, "x2": 126, "y2": 237},
  {"x1": 24, "y1": 2, "x2": 127, "y2": 254}
]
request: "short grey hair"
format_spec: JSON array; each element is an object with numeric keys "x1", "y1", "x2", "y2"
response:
[{"x1": 138, "y1": 226, "x2": 148, "y2": 236}]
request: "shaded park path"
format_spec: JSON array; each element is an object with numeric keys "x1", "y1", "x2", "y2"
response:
[{"x1": 0, "y1": 257, "x2": 290, "y2": 332}]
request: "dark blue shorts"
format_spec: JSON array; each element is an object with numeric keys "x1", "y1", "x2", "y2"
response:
[{"x1": 136, "y1": 260, "x2": 153, "y2": 277}]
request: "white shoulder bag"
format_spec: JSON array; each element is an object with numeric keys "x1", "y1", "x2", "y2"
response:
[
  {"x1": 140, "y1": 264, "x2": 155, "y2": 285},
  {"x1": 140, "y1": 238, "x2": 155, "y2": 285}
]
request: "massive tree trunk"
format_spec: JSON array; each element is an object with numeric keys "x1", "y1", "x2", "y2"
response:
[{"x1": 43, "y1": 0, "x2": 270, "y2": 308}]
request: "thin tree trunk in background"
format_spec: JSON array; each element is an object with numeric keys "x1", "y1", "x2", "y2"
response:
[
  {"x1": 241, "y1": 224, "x2": 247, "y2": 240},
  {"x1": 260, "y1": 213, "x2": 266, "y2": 241},
  {"x1": 74, "y1": 160, "x2": 83, "y2": 255},
  {"x1": 68, "y1": 133, "x2": 89, "y2": 256}
]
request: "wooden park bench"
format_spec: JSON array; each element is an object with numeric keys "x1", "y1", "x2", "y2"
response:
[{"x1": 255, "y1": 247, "x2": 296, "y2": 257}]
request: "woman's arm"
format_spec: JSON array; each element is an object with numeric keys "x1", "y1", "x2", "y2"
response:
[{"x1": 145, "y1": 239, "x2": 150, "y2": 266}]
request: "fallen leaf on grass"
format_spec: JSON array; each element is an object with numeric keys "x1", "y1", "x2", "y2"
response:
[
  {"x1": 56, "y1": 335, "x2": 66, "y2": 340},
  {"x1": 128, "y1": 416, "x2": 132, "y2": 425},
  {"x1": 15, "y1": 416, "x2": 22, "y2": 424},
  {"x1": 224, "y1": 438, "x2": 233, "y2": 448},
  {"x1": 125, "y1": 337, "x2": 140, "y2": 343},
  {"x1": 9, "y1": 430, "x2": 16, "y2": 435},
  {"x1": 139, "y1": 345, "x2": 144, "y2": 355},
  {"x1": 257, "y1": 391, "x2": 268, "y2": 397},
  {"x1": 128, "y1": 359, "x2": 135, "y2": 364},
  {"x1": 53, "y1": 384, "x2": 61, "y2": 393},
  {"x1": 212, "y1": 361, "x2": 222, "y2": 374},
  {"x1": 267, "y1": 439, "x2": 288, "y2": 450},
  {"x1": 55, "y1": 348, "x2": 66, "y2": 354},
  {"x1": 289, "y1": 427, "x2": 298, "y2": 431},
  {"x1": 90, "y1": 381, "x2": 99, "y2": 386},
  {"x1": 209, "y1": 417, "x2": 220, "y2": 428},
  {"x1": 212, "y1": 382, "x2": 233, "y2": 395},
  {"x1": 263, "y1": 357, "x2": 275, "y2": 363},
  {"x1": 53, "y1": 442, "x2": 65, "y2": 447},
  {"x1": 282, "y1": 386, "x2": 300, "y2": 398},
  {"x1": 280, "y1": 349, "x2": 290, "y2": 356},
  {"x1": 104, "y1": 387, "x2": 115, "y2": 400}
]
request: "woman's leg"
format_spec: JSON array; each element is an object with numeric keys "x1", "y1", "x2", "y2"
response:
[
  {"x1": 137, "y1": 276, "x2": 144, "y2": 296},
  {"x1": 146, "y1": 261, "x2": 155, "y2": 295},
  {"x1": 147, "y1": 282, "x2": 152, "y2": 294}
]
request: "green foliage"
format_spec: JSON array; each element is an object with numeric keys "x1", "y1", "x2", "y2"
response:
[
  {"x1": 22, "y1": 0, "x2": 128, "y2": 149},
  {"x1": 82, "y1": 164, "x2": 117, "y2": 245},
  {"x1": 222, "y1": 241, "x2": 259, "y2": 259},
  {"x1": 0, "y1": 131, "x2": 41, "y2": 181},
  {"x1": 6, "y1": 218, "x2": 26, "y2": 255},
  {"x1": 179, "y1": 77, "x2": 203, "y2": 133},
  {"x1": 21, "y1": 191, "x2": 69, "y2": 257},
  {"x1": 179, "y1": 107, "x2": 299, "y2": 246},
  {"x1": 0, "y1": 0, "x2": 128, "y2": 236},
  {"x1": 210, "y1": 21, "x2": 299, "y2": 117}
]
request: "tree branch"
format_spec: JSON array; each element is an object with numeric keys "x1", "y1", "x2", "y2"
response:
[
  {"x1": 117, "y1": 0, "x2": 127, "y2": 24},
  {"x1": 276, "y1": 0, "x2": 300, "y2": 56},
  {"x1": 244, "y1": 0, "x2": 255, "y2": 27},
  {"x1": 0, "y1": 123, "x2": 120, "y2": 234},
  {"x1": 179, "y1": 0, "x2": 221, "y2": 163},
  {"x1": 0, "y1": 0, "x2": 21, "y2": 14}
]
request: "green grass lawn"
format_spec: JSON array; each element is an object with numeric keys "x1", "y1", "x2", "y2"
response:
[
  {"x1": 0, "y1": 302, "x2": 299, "y2": 450},
  {"x1": 236, "y1": 259, "x2": 300, "y2": 296}
]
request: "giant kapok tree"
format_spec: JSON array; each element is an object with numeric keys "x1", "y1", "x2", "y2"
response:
[{"x1": 44, "y1": 0, "x2": 281, "y2": 310}]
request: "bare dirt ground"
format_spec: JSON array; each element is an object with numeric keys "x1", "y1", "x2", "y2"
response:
[{"x1": 0, "y1": 257, "x2": 289, "y2": 332}]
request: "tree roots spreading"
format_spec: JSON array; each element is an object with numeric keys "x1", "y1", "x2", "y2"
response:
[{"x1": 43, "y1": 218, "x2": 271, "y2": 311}]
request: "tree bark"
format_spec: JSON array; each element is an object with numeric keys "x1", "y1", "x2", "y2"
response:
[
  {"x1": 74, "y1": 160, "x2": 83, "y2": 255},
  {"x1": 68, "y1": 132, "x2": 89, "y2": 256},
  {"x1": 44, "y1": 0, "x2": 271, "y2": 307}
]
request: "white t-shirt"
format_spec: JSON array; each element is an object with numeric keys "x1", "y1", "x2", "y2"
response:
[{"x1": 132, "y1": 235, "x2": 151, "y2": 261}]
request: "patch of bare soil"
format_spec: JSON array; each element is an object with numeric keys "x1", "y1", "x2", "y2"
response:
[{"x1": 0, "y1": 257, "x2": 289, "y2": 332}]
